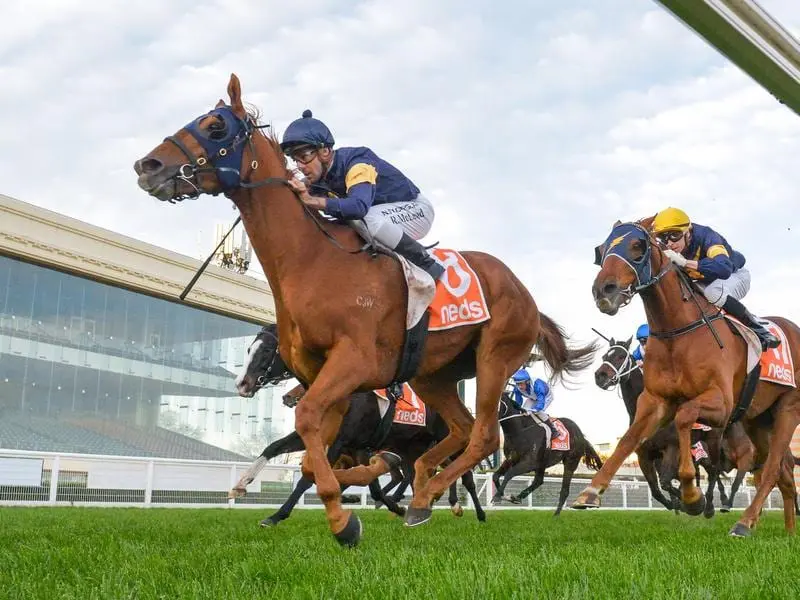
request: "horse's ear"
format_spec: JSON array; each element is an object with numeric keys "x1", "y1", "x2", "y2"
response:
[
  {"x1": 215, "y1": 99, "x2": 225, "y2": 109},
  {"x1": 593, "y1": 243, "x2": 605, "y2": 266},
  {"x1": 637, "y1": 214, "x2": 656, "y2": 231},
  {"x1": 613, "y1": 219, "x2": 622, "y2": 227},
  {"x1": 609, "y1": 337, "x2": 615, "y2": 345},
  {"x1": 227, "y1": 73, "x2": 245, "y2": 118},
  {"x1": 625, "y1": 336, "x2": 633, "y2": 347}
]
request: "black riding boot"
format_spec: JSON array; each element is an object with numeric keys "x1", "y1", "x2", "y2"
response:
[
  {"x1": 722, "y1": 296, "x2": 780, "y2": 351},
  {"x1": 394, "y1": 233, "x2": 445, "y2": 281},
  {"x1": 547, "y1": 420, "x2": 560, "y2": 442}
]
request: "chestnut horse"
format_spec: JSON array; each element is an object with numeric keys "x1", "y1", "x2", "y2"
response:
[
  {"x1": 134, "y1": 74, "x2": 597, "y2": 546},
  {"x1": 574, "y1": 219, "x2": 800, "y2": 537}
]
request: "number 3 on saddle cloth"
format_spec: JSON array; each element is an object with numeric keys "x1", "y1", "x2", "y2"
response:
[
  {"x1": 396, "y1": 247, "x2": 491, "y2": 332},
  {"x1": 385, "y1": 248, "x2": 492, "y2": 396}
]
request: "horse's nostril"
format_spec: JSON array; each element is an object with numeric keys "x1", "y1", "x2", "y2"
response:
[
  {"x1": 602, "y1": 283, "x2": 618, "y2": 296},
  {"x1": 137, "y1": 157, "x2": 164, "y2": 175}
]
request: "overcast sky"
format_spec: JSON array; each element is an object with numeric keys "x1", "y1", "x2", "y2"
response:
[{"x1": 2, "y1": 0, "x2": 799, "y2": 443}]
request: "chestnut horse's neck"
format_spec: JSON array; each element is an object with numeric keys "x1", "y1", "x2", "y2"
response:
[
  {"x1": 228, "y1": 132, "x2": 340, "y2": 303},
  {"x1": 640, "y1": 265, "x2": 712, "y2": 338}
]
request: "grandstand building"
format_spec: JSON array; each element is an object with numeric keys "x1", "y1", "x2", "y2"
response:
[{"x1": 0, "y1": 193, "x2": 285, "y2": 461}]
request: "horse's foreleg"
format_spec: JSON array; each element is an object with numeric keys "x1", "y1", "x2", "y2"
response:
[
  {"x1": 639, "y1": 454, "x2": 673, "y2": 511},
  {"x1": 260, "y1": 475, "x2": 314, "y2": 527},
  {"x1": 294, "y1": 350, "x2": 364, "y2": 546},
  {"x1": 702, "y1": 460, "x2": 719, "y2": 519},
  {"x1": 494, "y1": 455, "x2": 537, "y2": 502},
  {"x1": 514, "y1": 469, "x2": 545, "y2": 501},
  {"x1": 734, "y1": 406, "x2": 800, "y2": 536},
  {"x1": 492, "y1": 457, "x2": 513, "y2": 496},
  {"x1": 331, "y1": 452, "x2": 395, "y2": 487},
  {"x1": 573, "y1": 390, "x2": 670, "y2": 508},
  {"x1": 229, "y1": 431, "x2": 306, "y2": 498}
]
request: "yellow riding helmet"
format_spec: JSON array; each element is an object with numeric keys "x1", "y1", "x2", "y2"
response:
[{"x1": 652, "y1": 207, "x2": 691, "y2": 234}]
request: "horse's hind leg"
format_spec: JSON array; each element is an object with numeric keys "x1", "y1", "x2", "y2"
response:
[
  {"x1": 460, "y1": 468, "x2": 486, "y2": 522},
  {"x1": 406, "y1": 336, "x2": 531, "y2": 527},
  {"x1": 776, "y1": 457, "x2": 797, "y2": 535},
  {"x1": 401, "y1": 378, "x2": 474, "y2": 526},
  {"x1": 733, "y1": 403, "x2": 800, "y2": 537},
  {"x1": 554, "y1": 459, "x2": 579, "y2": 516}
]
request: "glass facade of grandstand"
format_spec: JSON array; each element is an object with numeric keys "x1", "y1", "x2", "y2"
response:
[{"x1": 0, "y1": 254, "x2": 282, "y2": 461}]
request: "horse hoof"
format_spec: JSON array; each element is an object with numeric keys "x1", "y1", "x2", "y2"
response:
[
  {"x1": 404, "y1": 506, "x2": 433, "y2": 528},
  {"x1": 476, "y1": 511, "x2": 487, "y2": 523},
  {"x1": 571, "y1": 488, "x2": 601, "y2": 510},
  {"x1": 228, "y1": 487, "x2": 246, "y2": 499},
  {"x1": 683, "y1": 495, "x2": 706, "y2": 517},
  {"x1": 451, "y1": 503, "x2": 464, "y2": 518},
  {"x1": 259, "y1": 516, "x2": 280, "y2": 528},
  {"x1": 491, "y1": 494, "x2": 503, "y2": 505},
  {"x1": 729, "y1": 523, "x2": 752, "y2": 538},
  {"x1": 720, "y1": 506, "x2": 731, "y2": 514},
  {"x1": 333, "y1": 512, "x2": 362, "y2": 548},
  {"x1": 704, "y1": 504, "x2": 716, "y2": 520},
  {"x1": 507, "y1": 495, "x2": 522, "y2": 505}
]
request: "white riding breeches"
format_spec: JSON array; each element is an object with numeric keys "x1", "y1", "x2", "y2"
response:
[
  {"x1": 349, "y1": 194, "x2": 434, "y2": 249},
  {"x1": 699, "y1": 267, "x2": 751, "y2": 307}
]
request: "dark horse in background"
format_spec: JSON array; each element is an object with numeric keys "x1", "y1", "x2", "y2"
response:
[
  {"x1": 595, "y1": 336, "x2": 730, "y2": 517},
  {"x1": 594, "y1": 335, "x2": 800, "y2": 516},
  {"x1": 491, "y1": 393, "x2": 603, "y2": 515},
  {"x1": 231, "y1": 325, "x2": 486, "y2": 526}
]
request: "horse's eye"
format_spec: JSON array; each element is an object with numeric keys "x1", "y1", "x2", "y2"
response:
[{"x1": 207, "y1": 118, "x2": 227, "y2": 140}]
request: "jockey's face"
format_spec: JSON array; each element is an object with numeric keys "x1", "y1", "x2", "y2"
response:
[
  {"x1": 290, "y1": 147, "x2": 333, "y2": 183},
  {"x1": 638, "y1": 337, "x2": 647, "y2": 346},
  {"x1": 659, "y1": 229, "x2": 688, "y2": 253},
  {"x1": 516, "y1": 381, "x2": 527, "y2": 390}
]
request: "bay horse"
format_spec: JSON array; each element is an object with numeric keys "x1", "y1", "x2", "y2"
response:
[
  {"x1": 491, "y1": 393, "x2": 603, "y2": 515},
  {"x1": 134, "y1": 73, "x2": 597, "y2": 546},
  {"x1": 575, "y1": 219, "x2": 800, "y2": 537},
  {"x1": 231, "y1": 325, "x2": 486, "y2": 525},
  {"x1": 594, "y1": 335, "x2": 746, "y2": 517}
]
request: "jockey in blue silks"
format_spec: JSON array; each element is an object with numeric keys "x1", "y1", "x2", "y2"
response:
[
  {"x1": 510, "y1": 368, "x2": 560, "y2": 446},
  {"x1": 280, "y1": 110, "x2": 445, "y2": 281},
  {"x1": 631, "y1": 323, "x2": 649, "y2": 365}
]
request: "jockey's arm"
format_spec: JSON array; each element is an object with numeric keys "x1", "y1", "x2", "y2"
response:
[
  {"x1": 695, "y1": 251, "x2": 733, "y2": 282},
  {"x1": 322, "y1": 163, "x2": 378, "y2": 220},
  {"x1": 631, "y1": 345, "x2": 643, "y2": 362}
]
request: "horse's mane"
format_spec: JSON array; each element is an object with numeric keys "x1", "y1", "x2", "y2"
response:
[
  {"x1": 244, "y1": 103, "x2": 356, "y2": 234},
  {"x1": 244, "y1": 103, "x2": 291, "y2": 178}
]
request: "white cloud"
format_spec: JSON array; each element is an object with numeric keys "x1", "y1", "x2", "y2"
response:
[{"x1": 2, "y1": 0, "x2": 799, "y2": 444}]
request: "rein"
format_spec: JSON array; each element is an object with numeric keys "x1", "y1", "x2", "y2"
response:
[
  {"x1": 600, "y1": 222, "x2": 725, "y2": 347},
  {"x1": 168, "y1": 109, "x2": 369, "y2": 299}
]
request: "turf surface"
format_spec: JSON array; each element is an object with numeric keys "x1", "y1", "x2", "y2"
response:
[{"x1": 1, "y1": 507, "x2": 797, "y2": 599}]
